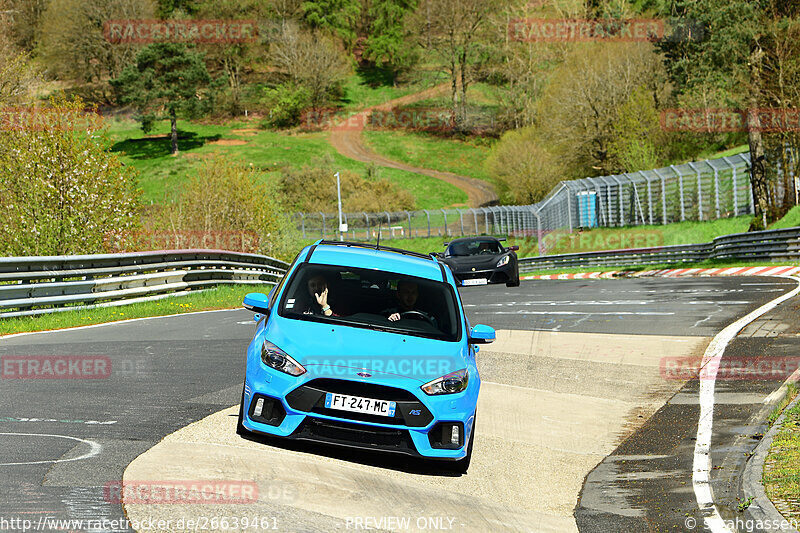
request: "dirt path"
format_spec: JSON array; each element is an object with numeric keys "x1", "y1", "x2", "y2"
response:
[{"x1": 328, "y1": 84, "x2": 499, "y2": 208}]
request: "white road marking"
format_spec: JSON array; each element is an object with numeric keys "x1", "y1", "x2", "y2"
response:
[
  {"x1": 0, "y1": 433, "x2": 102, "y2": 466},
  {"x1": 692, "y1": 276, "x2": 800, "y2": 533},
  {"x1": 0, "y1": 309, "x2": 241, "y2": 340},
  {"x1": 465, "y1": 300, "x2": 750, "y2": 307}
]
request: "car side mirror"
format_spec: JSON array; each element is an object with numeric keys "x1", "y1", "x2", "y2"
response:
[
  {"x1": 469, "y1": 324, "x2": 495, "y2": 344},
  {"x1": 508, "y1": 245, "x2": 520, "y2": 251},
  {"x1": 243, "y1": 292, "x2": 271, "y2": 315}
]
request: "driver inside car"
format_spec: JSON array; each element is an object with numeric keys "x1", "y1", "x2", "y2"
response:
[{"x1": 383, "y1": 280, "x2": 438, "y2": 328}]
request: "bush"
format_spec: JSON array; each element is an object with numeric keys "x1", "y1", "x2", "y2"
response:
[
  {"x1": 148, "y1": 155, "x2": 298, "y2": 260},
  {"x1": 279, "y1": 158, "x2": 415, "y2": 213},
  {"x1": 261, "y1": 82, "x2": 313, "y2": 128},
  {"x1": 0, "y1": 96, "x2": 141, "y2": 256}
]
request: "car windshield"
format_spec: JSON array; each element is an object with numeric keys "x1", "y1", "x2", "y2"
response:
[
  {"x1": 277, "y1": 264, "x2": 461, "y2": 342},
  {"x1": 446, "y1": 239, "x2": 503, "y2": 257}
]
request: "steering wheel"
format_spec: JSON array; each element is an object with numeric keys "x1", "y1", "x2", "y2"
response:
[{"x1": 400, "y1": 310, "x2": 435, "y2": 325}]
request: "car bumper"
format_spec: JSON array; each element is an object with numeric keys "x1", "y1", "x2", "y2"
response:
[
  {"x1": 450, "y1": 263, "x2": 517, "y2": 285},
  {"x1": 241, "y1": 369, "x2": 477, "y2": 460}
]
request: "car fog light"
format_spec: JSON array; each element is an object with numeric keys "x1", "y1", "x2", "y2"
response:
[
  {"x1": 254, "y1": 398, "x2": 264, "y2": 417},
  {"x1": 451, "y1": 425, "x2": 460, "y2": 445}
]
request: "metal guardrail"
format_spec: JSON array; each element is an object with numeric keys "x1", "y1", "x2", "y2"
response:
[
  {"x1": 0, "y1": 249, "x2": 289, "y2": 318},
  {"x1": 519, "y1": 227, "x2": 800, "y2": 271}
]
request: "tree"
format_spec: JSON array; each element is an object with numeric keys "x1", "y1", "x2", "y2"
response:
[
  {"x1": 414, "y1": 0, "x2": 495, "y2": 130},
  {"x1": 2, "y1": 0, "x2": 48, "y2": 52},
  {"x1": 0, "y1": 97, "x2": 141, "y2": 256},
  {"x1": 194, "y1": 0, "x2": 270, "y2": 115},
  {"x1": 0, "y1": 10, "x2": 39, "y2": 106},
  {"x1": 535, "y1": 42, "x2": 668, "y2": 176},
  {"x1": 269, "y1": 22, "x2": 351, "y2": 111},
  {"x1": 657, "y1": 0, "x2": 800, "y2": 227},
  {"x1": 37, "y1": 0, "x2": 156, "y2": 103},
  {"x1": 301, "y1": 0, "x2": 361, "y2": 48},
  {"x1": 112, "y1": 43, "x2": 212, "y2": 155},
  {"x1": 362, "y1": 0, "x2": 418, "y2": 83}
]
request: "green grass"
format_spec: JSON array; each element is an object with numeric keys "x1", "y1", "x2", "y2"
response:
[
  {"x1": 363, "y1": 130, "x2": 495, "y2": 183},
  {"x1": 104, "y1": 117, "x2": 466, "y2": 208},
  {"x1": 764, "y1": 394, "x2": 800, "y2": 512},
  {"x1": 709, "y1": 144, "x2": 750, "y2": 159},
  {"x1": 769, "y1": 383, "x2": 799, "y2": 427},
  {"x1": 771, "y1": 206, "x2": 800, "y2": 230},
  {"x1": 0, "y1": 284, "x2": 268, "y2": 336},
  {"x1": 339, "y1": 72, "x2": 421, "y2": 112}
]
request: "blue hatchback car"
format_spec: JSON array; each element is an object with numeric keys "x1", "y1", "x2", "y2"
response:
[{"x1": 237, "y1": 240, "x2": 495, "y2": 473}]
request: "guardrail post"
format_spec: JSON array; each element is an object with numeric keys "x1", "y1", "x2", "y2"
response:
[{"x1": 671, "y1": 165, "x2": 686, "y2": 221}]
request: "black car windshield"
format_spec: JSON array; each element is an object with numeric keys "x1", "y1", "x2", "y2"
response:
[
  {"x1": 278, "y1": 264, "x2": 461, "y2": 342},
  {"x1": 446, "y1": 239, "x2": 503, "y2": 257}
]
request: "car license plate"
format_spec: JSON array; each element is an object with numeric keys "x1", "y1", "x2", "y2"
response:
[
  {"x1": 325, "y1": 393, "x2": 396, "y2": 417},
  {"x1": 462, "y1": 278, "x2": 488, "y2": 286}
]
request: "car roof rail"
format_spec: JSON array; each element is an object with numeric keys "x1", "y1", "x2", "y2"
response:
[{"x1": 317, "y1": 240, "x2": 437, "y2": 261}]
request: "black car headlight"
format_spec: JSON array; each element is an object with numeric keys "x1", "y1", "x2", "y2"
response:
[
  {"x1": 421, "y1": 368, "x2": 468, "y2": 395},
  {"x1": 496, "y1": 255, "x2": 510, "y2": 267},
  {"x1": 261, "y1": 340, "x2": 305, "y2": 376}
]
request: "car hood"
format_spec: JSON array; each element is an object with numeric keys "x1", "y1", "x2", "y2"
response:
[
  {"x1": 264, "y1": 316, "x2": 468, "y2": 383},
  {"x1": 443, "y1": 254, "x2": 505, "y2": 271}
]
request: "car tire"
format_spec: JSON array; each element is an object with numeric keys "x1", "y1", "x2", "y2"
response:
[
  {"x1": 506, "y1": 271, "x2": 520, "y2": 287},
  {"x1": 236, "y1": 383, "x2": 248, "y2": 436},
  {"x1": 444, "y1": 415, "x2": 475, "y2": 474}
]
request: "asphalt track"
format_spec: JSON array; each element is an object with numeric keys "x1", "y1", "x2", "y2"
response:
[{"x1": 0, "y1": 277, "x2": 796, "y2": 532}]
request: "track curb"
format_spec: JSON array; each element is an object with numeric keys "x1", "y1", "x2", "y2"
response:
[
  {"x1": 741, "y1": 393, "x2": 800, "y2": 533},
  {"x1": 522, "y1": 266, "x2": 800, "y2": 280}
]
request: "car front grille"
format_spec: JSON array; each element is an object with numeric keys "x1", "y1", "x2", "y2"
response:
[{"x1": 285, "y1": 378, "x2": 434, "y2": 427}]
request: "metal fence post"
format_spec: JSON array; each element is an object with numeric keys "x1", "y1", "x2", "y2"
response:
[
  {"x1": 363, "y1": 212, "x2": 370, "y2": 239},
  {"x1": 640, "y1": 171, "x2": 654, "y2": 225},
  {"x1": 670, "y1": 165, "x2": 686, "y2": 221},
  {"x1": 441, "y1": 209, "x2": 449, "y2": 236},
  {"x1": 406, "y1": 211, "x2": 412, "y2": 238},
  {"x1": 423, "y1": 210, "x2": 431, "y2": 237},
  {"x1": 299, "y1": 212, "x2": 306, "y2": 238},
  {"x1": 320, "y1": 212, "x2": 326, "y2": 238},
  {"x1": 472, "y1": 208, "x2": 479, "y2": 235},
  {"x1": 652, "y1": 169, "x2": 668, "y2": 224},
  {"x1": 610, "y1": 176, "x2": 624, "y2": 225},
  {"x1": 712, "y1": 164, "x2": 720, "y2": 219},
  {"x1": 688, "y1": 162, "x2": 703, "y2": 221},
  {"x1": 457, "y1": 209, "x2": 464, "y2": 235}
]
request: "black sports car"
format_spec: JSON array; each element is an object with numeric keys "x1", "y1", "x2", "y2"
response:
[{"x1": 434, "y1": 236, "x2": 520, "y2": 287}]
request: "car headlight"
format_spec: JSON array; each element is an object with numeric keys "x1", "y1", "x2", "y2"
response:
[
  {"x1": 261, "y1": 340, "x2": 305, "y2": 376},
  {"x1": 421, "y1": 368, "x2": 468, "y2": 395},
  {"x1": 496, "y1": 255, "x2": 510, "y2": 267}
]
